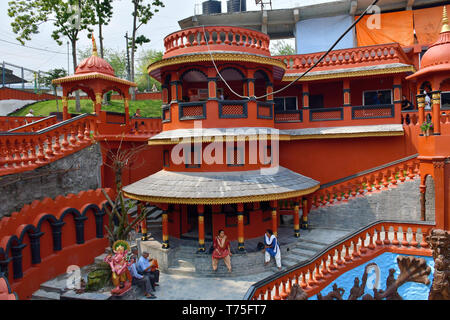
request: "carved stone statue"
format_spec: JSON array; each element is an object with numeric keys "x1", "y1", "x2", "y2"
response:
[
  {"x1": 287, "y1": 283, "x2": 308, "y2": 300},
  {"x1": 317, "y1": 283, "x2": 345, "y2": 300},
  {"x1": 426, "y1": 229, "x2": 450, "y2": 300}
]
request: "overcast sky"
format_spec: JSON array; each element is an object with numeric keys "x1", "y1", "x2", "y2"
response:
[{"x1": 0, "y1": 0, "x2": 332, "y2": 74}]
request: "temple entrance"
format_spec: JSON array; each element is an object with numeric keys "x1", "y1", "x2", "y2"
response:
[{"x1": 181, "y1": 205, "x2": 213, "y2": 241}]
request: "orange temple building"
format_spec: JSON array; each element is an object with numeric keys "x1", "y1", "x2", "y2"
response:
[{"x1": 2, "y1": 2, "x2": 450, "y2": 300}]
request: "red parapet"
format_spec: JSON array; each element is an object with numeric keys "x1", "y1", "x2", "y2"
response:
[
  {"x1": 0, "y1": 116, "x2": 48, "y2": 132},
  {"x1": 275, "y1": 43, "x2": 411, "y2": 74},
  {"x1": 163, "y1": 26, "x2": 271, "y2": 59}
]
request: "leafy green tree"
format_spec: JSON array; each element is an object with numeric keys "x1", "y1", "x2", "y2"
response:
[
  {"x1": 8, "y1": 0, "x2": 95, "y2": 112},
  {"x1": 41, "y1": 68, "x2": 68, "y2": 112},
  {"x1": 87, "y1": 0, "x2": 114, "y2": 58},
  {"x1": 130, "y1": 0, "x2": 164, "y2": 99},
  {"x1": 136, "y1": 49, "x2": 162, "y2": 92},
  {"x1": 271, "y1": 40, "x2": 296, "y2": 56}
]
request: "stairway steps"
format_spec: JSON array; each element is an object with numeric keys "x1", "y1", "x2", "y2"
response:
[
  {"x1": 289, "y1": 247, "x2": 317, "y2": 257},
  {"x1": 31, "y1": 289, "x2": 61, "y2": 300},
  {"x1": 295, "y1": 242, "x2": 326, "y2": 251}
]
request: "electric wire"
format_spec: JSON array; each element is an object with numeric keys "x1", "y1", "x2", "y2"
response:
[{"x1": 203, "y1": 0, "x2": 380, "y2": 100}]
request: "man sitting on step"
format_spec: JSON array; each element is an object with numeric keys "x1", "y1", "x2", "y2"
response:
[
  {"x1": 128, "y1": 256, "x2": 156, "y2": 299},
  {"x1": 137, "y1": 251, "x2": 160, "y2": 288}
]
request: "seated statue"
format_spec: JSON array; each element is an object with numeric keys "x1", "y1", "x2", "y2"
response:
[{"x1": 104, "y1": 240, "x2": 133, "y2": 295}]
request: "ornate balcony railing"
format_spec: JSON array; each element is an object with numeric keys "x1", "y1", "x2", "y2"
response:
[
  {"x1": 0, "y1": 114, "x2": 96, "y2": 176},
  {"x1": 310, "y1": 107, "x2": 344, "y2": 122},
  {"x1": 0, "y1": 116, "x2": 47, "y2": 132},
  {"x1": 179, "y1": 101, "x2": 207, "y2": 121},
  {"x1": 218, "y1": 100, "x2": 248, "y2": 119},
  {"x1": 274, "y1": 110, "x2": 302, "y2": 123},
  {"x1": 274, "y1": 43, "x2": 410, "y2": 73},
  {"x1": 163, "y1": 26, "x2": 271, "y2": 58},
  {"x1": 244, "y1": 219, "x2": 434, "y2": 300},
  {"x1": 313, "y1": 154, "x2": 419, "y2": 208},
  {"x1": 8, "y1": 115, "x2": 58, "y2": 133},
  {"x1": 130, "y1": 117, "x2": 162, "y2": 135},
  {"x1": 257, "y1": 101, "x2": 274, "y2": 120},
  {"x1": 352, "y1": 104, "x2": 395, "y2": 120}
]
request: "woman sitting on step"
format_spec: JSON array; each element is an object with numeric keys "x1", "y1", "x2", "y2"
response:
[{"x1": 212, "y1": 229, "x2": 232, "y2": 273}]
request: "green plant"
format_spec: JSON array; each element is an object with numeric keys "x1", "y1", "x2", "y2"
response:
[{"x1": 420, "y1": 121, "x2": 434, "y2": 132}]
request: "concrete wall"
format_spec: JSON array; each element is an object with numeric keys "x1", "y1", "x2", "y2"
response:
[
  {"x1": 308, "y1": 177, "x2": 435, "y2": 231},
  {"x1": 0, "y1": 143, "x2": 102, "y2": 218}
]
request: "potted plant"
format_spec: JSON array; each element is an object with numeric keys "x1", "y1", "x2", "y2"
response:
[{"x1": 420, "y1": 121, "x2": 434, "y2": 136}]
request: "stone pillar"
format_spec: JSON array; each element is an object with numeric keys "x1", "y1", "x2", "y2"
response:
[
  {"x1": 162, "y1": 204, "x2": 170, "y2": 249},
  {"x1": 270, "y1": 200, "x2": 278, "y2": 236},
  {"x1": 11, "y1": 243, "x2": 26, "y2": 280},
  {"x1": 420, "y1": 183, "x2": 426, "y2": 221},
  {"x1": 293, "y1": 199, "x2": 300, "y2": 238},
  {"x1": 302, "y1": 197, "x2": 309, "y2": 229},
  {"x1": 431, "y1": 91, "x2": 441, "y2": 135},
  {"x1": 74, "y1": 216, "x2": 87, "y2": 245},
  {"x1": 343, "y1": 80, "x2": 351, "y2": 106},
  {"x1": 417, "y1": 93, "x2": 426, "y2": 133},
  {"x1": 51, "y1": 221, "x2": 65, "y2": 251},
  {"x1": 62, "y1": 96, "x2": 69, "y2": 120},
  {"x1": 197, "y1": 204, "x2": 205, "y2": 253},
  {"x1": 237, "y1": 203, "x2": 245, "y2": 252},
  {"x1": 94, "y1": 212, "x2": 105, "y2": 239},
  {"x1": 29, "y1": 231, "x2": 44, "y2": 265}
]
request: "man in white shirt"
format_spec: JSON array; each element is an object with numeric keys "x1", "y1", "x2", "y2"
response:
[
  {"x1": 129, "y1": 256, "x2": 156, "y2": 299},
  {"x1": 25, "y1": 109, "x2": 34, "y2": 117}
]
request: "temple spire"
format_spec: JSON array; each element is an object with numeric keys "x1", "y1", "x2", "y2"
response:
[
  {"x1": 92, "y1": 34, "x2": 98, "y2": 57},
  {"x1": 442, "y1": 6, "x2": 450, "y2": 33}
]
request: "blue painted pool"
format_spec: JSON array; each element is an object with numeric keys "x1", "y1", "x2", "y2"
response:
[{"x1": 311, "y1": 252, "x2": 434, "y2": 300}]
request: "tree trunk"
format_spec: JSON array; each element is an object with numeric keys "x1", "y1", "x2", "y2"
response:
[
  {"x1": 71, "y1": 39, "x2": 81, "y2": 113},
  {"x1": 131, "y1": 2, "x2": 137, "y2": 101}
]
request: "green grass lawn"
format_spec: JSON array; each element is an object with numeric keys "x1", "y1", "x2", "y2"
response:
[{"x1": 12, "y1": 99, "x2": 162, "y2": 118}]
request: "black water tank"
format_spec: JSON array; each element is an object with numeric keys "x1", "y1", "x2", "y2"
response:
[
  {"x1": 227, "y1": 0, "x2": 246, "y2": 13},
  {"x1": 202, "y1": 0, "x2": 222, "y2": 15}
]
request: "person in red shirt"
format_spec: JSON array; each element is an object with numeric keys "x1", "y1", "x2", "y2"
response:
[{"x1": 212, "y1": 229, "x2": 232, "y2": 272}]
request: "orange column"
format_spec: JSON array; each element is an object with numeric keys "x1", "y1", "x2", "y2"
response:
[
  {"x1": 161, "y1": 203, "x2": 170, "y2": 249},
  {"x1": 124, "y1": 96, "x2": 130, "y2": 125},
  {"x1": 162, "y1": 85, "x2": 169, "y2": 104},
  {"x1": 393, "y1": 77, "x2": 402, "y2": 124},
  {"x1": 343, "y1": 80, "x2": 351, "y2": 106},
  {"x1": 419, "y1": 183, "x2": 426, "y2": 221},
  {"x1": 433, "y1": 160, "x2": 446, "y2": 229},
  {"x1": 417, "y1": 93, "x2": 426, "y2": 133},
  {"x1": 302, "y1": 197, "x2": 309, "y2": 229},
  {"x1": 247, "y1": 78, "x2": 255, "y2": 98},
  {"x1": 266, "y1": 82, "x2": 273, "y2": 101},
  {"x1": 237, "y1": 203, "x2": 245, "y2": 252},
  {"x1": 95, "y1": 92, "x2": 102, "y2": 115},
  {"x1": 139, "y1": 202, "x2": 148, "y2": 241},
  {"x1": 207, "y1": 77, "x2": 217, "y2": 100},
  {"x1": 293, "y1": 199, "x2": 300, "y2": 238},
  {"x1": 197, "y1": 204, "x2": 205, "y2": 253},
  {"x1": 431, "y1": 91, "x2": 441, "y2": 135},
  {"x1": 302, "y1": 83, "x2": 309, "y2": 108},
  {"x1": 270, "y1": 200, "x2": 278, "y2": 236}
]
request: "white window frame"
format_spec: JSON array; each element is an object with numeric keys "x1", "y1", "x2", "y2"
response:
[{"x1": 362, "y1": 89, "x2": 393, "y2": 106}]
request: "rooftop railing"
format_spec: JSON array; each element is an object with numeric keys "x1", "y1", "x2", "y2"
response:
[{"x1": 163, "y1": 26, "x2": 271, "y2": 58}]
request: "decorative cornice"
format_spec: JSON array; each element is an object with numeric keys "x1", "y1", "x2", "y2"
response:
[
  {"x1": 53, "y1": 72, "x2": 137, "y2": 87},
  {"x1": 282, "y1": 66, "x2": 416, "y2": 82},
  {"x1": 148, "y1": 52, "x2": 286, "y2": 76}
]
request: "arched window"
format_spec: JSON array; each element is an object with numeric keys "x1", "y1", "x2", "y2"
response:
[
  {"x1": 217, "y1": 67, "x2": 245, "y2": 100},
  {"x1": 181, "y1": 69, "x2": 208, "y2": 102}
]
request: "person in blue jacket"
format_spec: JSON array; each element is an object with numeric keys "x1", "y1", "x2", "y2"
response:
[{"x1": 263, "y1": 229, "x2": 282, "y2": 270}]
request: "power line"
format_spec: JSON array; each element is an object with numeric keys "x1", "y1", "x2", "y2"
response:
[{"x1": 0, "y1": 38, "x2": 66, "y2": 55}]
